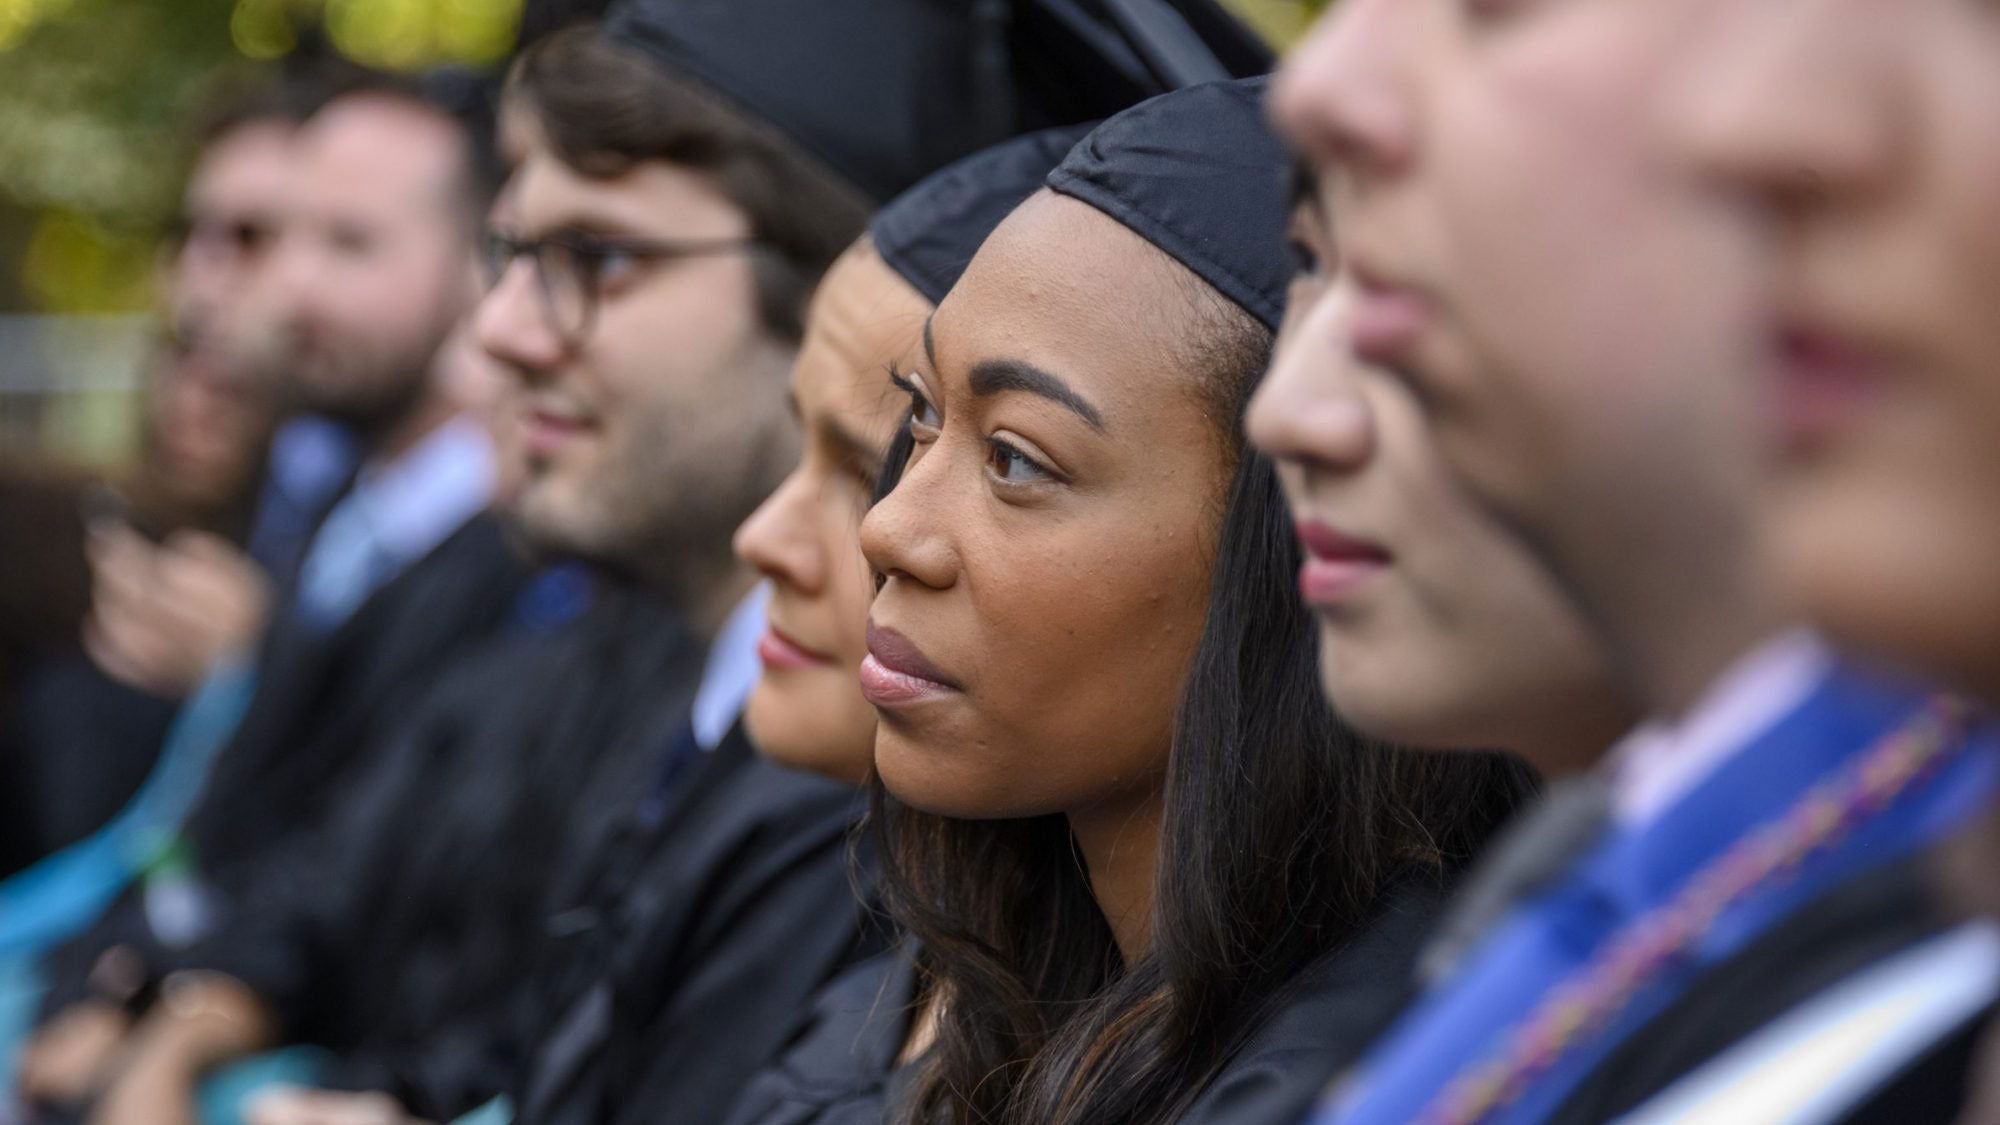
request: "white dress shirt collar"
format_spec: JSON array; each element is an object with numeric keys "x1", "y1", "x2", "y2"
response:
[
  {"x1": 1605, "y1": 631, "x2": 1836, "y2": 829},
  {"x1": 690, "y1": 583, "x2": 770, "y2": 752}
]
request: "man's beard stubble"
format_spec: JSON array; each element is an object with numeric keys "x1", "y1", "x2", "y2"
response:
[
  {"x1": 515, "y1": 405, "x2": 796, "y2": 612},
  {"x1": 285, "y1": 284, "x2": 467, "y2": 441}
]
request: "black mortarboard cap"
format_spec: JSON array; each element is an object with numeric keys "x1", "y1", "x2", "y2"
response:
[
  {"x1": 870, "y1": 123, "x2": 1093, "y2": 305},
  {"x1": 1047, "y1": 77, "x2": 1290, "y2": 332},
  {"x1": 601, "y1": 0, "x2": 1274, "y2": 204}
]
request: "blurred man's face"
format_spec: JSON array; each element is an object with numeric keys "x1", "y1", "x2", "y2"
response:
[
  {"x1": 147, "y1": 342, "x2": 273, "y2": 511},
  {"x1": 1270, "y1": 0, "x2": 1766, "y2": 622},
  {"x1": 169, "y1": 120, "x2": 295, "y2": 375},
  {"x1": 269, "y1": 94, "x2": 474, "y2": 432},
  {"x1": 474, "y1": 106, "x2": 797, "y2": 589},
  {"x1": 1675, "y1": 0, "x2": 2000, "y2": 696}
]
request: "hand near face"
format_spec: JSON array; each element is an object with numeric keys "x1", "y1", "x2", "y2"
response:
[
  {"x1": 84, "y1": 524, "x2": 271, "y2": 698},
  {"x1": 14, "y1": 1001, "x2": 133, "y2": 1109},
  {"x1": 246, "y1": 1087, "x2": 430, "y2": 1125},
  {"x1": 78, "y1": 972, "x2": 276, "y2": 1125}
]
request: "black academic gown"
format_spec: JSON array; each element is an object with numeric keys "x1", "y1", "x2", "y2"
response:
[
  {"x1": 1179, "y1": 880, "x2": 1449, "y2": 1124},
  {"x1": 726, "y1": 882, "x2": 1450, "y2": 1125},
  {"x1": 0, "y1": 654, "x2": 175, "y2": 877},
  {"x1": 37, "y1": 513, "x2": 532, "y2": 1018},
  {"x1": 160, "y1": 584, "x2": 704, "y2": 1118},
  {"x1": 1546, "y1": 851, "x2": 1981, "y2": 1124},
  {"x1": 720, "y1": 947, "x2": 921, "y2": 1125},
  {"x1": 513, "y1": 719, "x2": 876, "y2": 1125},
  {"x1": 0, "y1": 465, "x2": 171, "y2": 879}
]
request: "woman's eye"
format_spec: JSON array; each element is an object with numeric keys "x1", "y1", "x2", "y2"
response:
[
  {"x1": 1287, "y1": 237, "x2": 1322, "y2": 279},
  {"x1": 891, "y1": 376, "x2": 941, "y2": 435},
  {"x1": 986, "y1": 439, "x2": 1054, "y2": 485}
]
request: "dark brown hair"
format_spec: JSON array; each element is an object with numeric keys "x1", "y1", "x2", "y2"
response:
[{"x1": 506, "y1": 25, "x2": 873, "y2": 343}]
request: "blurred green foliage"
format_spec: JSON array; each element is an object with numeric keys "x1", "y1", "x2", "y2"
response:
[
  {"x1": 0, "y1": 0, "x2": 523, "y2": 313},
  {"x1": 0, "y1": 0, "x2": 1317, "y2": 314},
  {"x1": 1223, "y1": 0, "x2": 1325, "y2": 52}
]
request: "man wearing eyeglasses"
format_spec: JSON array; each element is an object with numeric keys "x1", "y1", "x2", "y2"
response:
[{"x1": 473, "y1": 82, "x2": 860, "y2": 638}]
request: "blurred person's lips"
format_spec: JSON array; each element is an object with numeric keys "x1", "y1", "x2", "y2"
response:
[
  {"x1": 758, "y1": 620, "x2": 834, "y2": 670},
  {"x1": 859, "y1": 621, "x2": 961, "y2": 709},
  {"x1": 1769, "y1": 311, "x2": 1892, "y2": 457},
  {"x1": 1295, "y1": 518, "x2": 1393, "y2": 604},
  {"x1": 522, "y1": 400, "x2": 596, "y2": 458}
]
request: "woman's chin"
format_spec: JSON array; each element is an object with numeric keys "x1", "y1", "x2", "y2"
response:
[
  {"x1": 875, "y1": 733, "x2": 1051, "y2": 820},
  {"x1": 745, "y1": 686, "x2": 876, "y2": 784}
]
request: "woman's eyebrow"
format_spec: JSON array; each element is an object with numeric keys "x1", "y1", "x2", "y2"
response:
[
  {"x1": 922, "y1": 312, "x2": 1108, "y2": 432},
  {"x1": 969, "y1": 358, "x2": 1108, "y2": 432}
]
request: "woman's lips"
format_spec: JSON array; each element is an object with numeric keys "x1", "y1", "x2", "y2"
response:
[
  {"x1": 1769, "y1": 318, "x2": 1889, "y2": 456},
  {"x1": 757, "y1": 623, "x2": 832, "y2": 671},
  {"x1": 859, "y1": 622, "x2": 961, "y2": 709},
  {"x1": 1295, "y1": 519, "x2": 1393, "y2": 604}
]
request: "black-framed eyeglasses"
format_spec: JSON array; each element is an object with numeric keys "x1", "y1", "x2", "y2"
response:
[{"x1": 480, "y1": 229, "x2": 760, "y2": 343}]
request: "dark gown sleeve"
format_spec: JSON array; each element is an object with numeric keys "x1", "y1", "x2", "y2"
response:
[
  {"x1": 722, "y1": 948, "x2": 921, "y2": 1125},
  {"x1": 201, "y1": 590, "x2": 700, "y2": 1119},
  {"x1": 148, "y1": 650, "x2": 498, "y2": 1041},
  {"x1": 33, "y1": 516, "x2": 530, "y2": 1023},
  {"x1": 1179, "y1": 880, "x2": 1448, "y2": 1125},
  {"x1": 2, "y1": 651, "x2": 177, "y2": 876},
  {"x1": 508, "y1": 719, "x2": 882, "y2": 1125},
  {"x1": 602, "y1": 758, "x2": 882, "y2": 1125},
  {"x1": 369, "y1": 609, "x2": 705, "y2": 1119}
]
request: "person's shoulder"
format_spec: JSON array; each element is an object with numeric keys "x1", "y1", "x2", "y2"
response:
[
  {"x1": 1181, "y1": 877, "x2": 1451, "y2": 1124},
  {"x1": 626, "y1": 725, "x2": 866, "y2": 924},
  {"x1": 721, "y1": 948, "x2": 920, "y2": 1125}
]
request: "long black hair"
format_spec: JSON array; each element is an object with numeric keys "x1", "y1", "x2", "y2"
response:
[{"x1": 866, "y1": 284, "x2": 1535, "y2": 1125}]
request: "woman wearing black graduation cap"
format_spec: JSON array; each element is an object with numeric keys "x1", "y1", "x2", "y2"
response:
[
  {"x1": 732, "y1": 124, "x2": 1095, "y2": 792},
  {"x1": 727, "y1": 80, "x2": 1533, "y2": 1125},
  {"x1": 716, "y1": 126, "x2": 1089, "y2": 1125}
]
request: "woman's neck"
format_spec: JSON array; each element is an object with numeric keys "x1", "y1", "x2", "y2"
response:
[
  {"x1": 1522, "y1": 689, "x2": 1643, "y2": 779},
  {"x1": 1068, "y1": 790, "x2": 1167, "y2": 964}
]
